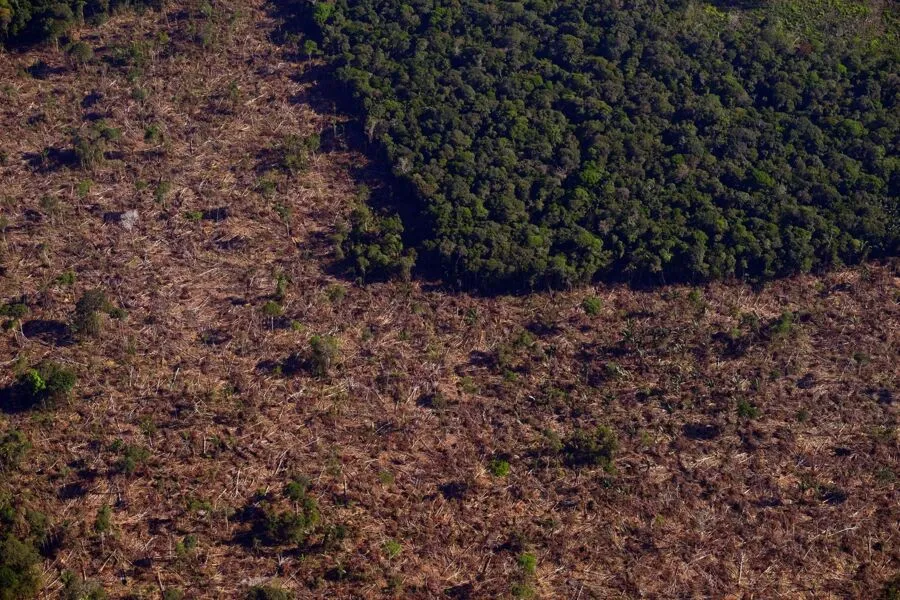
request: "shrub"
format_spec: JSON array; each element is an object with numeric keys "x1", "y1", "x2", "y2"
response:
[
  {"x1": 517, "y1": 552, "x2": 537, "y2": 576},
  {"x1": 307, "y1": 335, "x2": 338, "y2": 377},
  {"x1": 511, "y1": 583, "x2": 535, "y2": 599},
  {"x1": 94, "y1": 504, "x2": 111, "y2": 534},
  {"x1": 61, "y1": 572, "x2": 107, "y2": 600},
  {"x1": 274, "y1": 274, "x2": 288, "y2": 302},
  {"x1": 280, "y1": 134, "x2": 319, "y2": 174},
  {"x1": 0, "y1": 534, "x2": 41, "y2": 600},
  {"x1": 563, "y1": 426, "x2": 617, "y2": 470},
  {"x1": 72, "y1": 289, "x2": 112, "y2": 338},
  {"x1": 247, "y1": 585, "x2": 292, "y2": 600},
  {"x1": 736, "y1": 399, "x2": 760, "y2": 419},
  {"x1": 76, "y1": 180, "x2": 92, "y2": 198},
  {"x1": 325, "y1": 284, "x2": 346, "y2": 304},
  {"x1": 175, "y1": 534, "x2": 198, "y2": 557},
  {"x1": 56, "y1": 270, "x2": 76, "y2": 286},
  {"x1": 488, "y1": 458, "x2": 510, "y2": 477},
  {"x1": 768, "y1": 310, "x2": 795, "y2": 340},
  {"x1": 115, "y1": 444, "x2": 150, "y2": 474},
  {"x1": 263, "y1": 500, "x2": 319, "y2": 546},
  {"x1": 283, "y1": 476, "x2": 310, "y2": 502},
  {"x1": 65, "y1": 41, "x2": 93, "y2": 67},
  {"x1": 0, "y1": 429, "x2": 30, "y2": 470},
  {"x1": 581, "y1": 296, "x2": 603, "y2": 316},
  {"x1": 0, "y1": 302, "x2": 28, "y2": 329},
  {"x1": 883, "y1": 574, "x2": 900, "y2": 600},
  {"x1": 17, "y1": 361, "x2": 76, "y2": 407},
  {"x1": 72, "y1": 122, "x2": 119, "y2": 170}
]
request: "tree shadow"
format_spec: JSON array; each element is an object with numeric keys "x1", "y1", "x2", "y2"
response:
[
  {"x1": 0, "y1": 382, "x2": 36, "y2": 414},
  {"x1": 23, "y1": 147, "x2": 76, "y2": 173},
  {"x1": 21, "y1": 319, "x2": 73, "y2": 346}
]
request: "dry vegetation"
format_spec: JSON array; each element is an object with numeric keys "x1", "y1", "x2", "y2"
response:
[{"x1": 0, "y1": 0, "x2": 898, "y2": 598}]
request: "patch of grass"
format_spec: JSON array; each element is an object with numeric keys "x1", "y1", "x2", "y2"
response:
[
  {"x1": 581, "y1": 295, "x2": 602, "y2": 316},
  {"x1": 488, "y1": 458, "x2": 511, "y2": 477},
  {"x1": 518, "y1": 552, "x2": 537, "y2": 575},
  {"x1": 737, "y1": 398, "x2": 760, "y2": 419},
  {"x1": 384, "y1": 538, "x2": 402, "y2": 559},
  {"x1": 154, "y1": 181, "x2": 172, "y2": 203}
]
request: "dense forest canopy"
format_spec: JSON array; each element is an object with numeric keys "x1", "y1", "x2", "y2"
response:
[{"x1": 295, "y1": 0, "x2": 899, "y2": 288}]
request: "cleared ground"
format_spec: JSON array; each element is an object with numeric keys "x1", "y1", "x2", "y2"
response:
[{"x1": 0, "y1": 1, "x2": 897, "y2": 597}]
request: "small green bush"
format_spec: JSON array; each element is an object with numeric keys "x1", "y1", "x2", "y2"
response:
[
  {"x1": 56, "y1": 270, "x2": 76, "y2": 286},
  {"x1": 247, "y1": 584, "x2": 292, "y2": 600},
  {"x1": 284, "y1": 476, "x2": 310, "y2": 502},
  {"x1": 517, "y1": 552, "x2": 537, "y2": 576},
  {"x1": 116, "y1": 444, "x2": 150, "y2": 474},
  {"x1": 17, "y1": 361, "x2": 76, "y2": 407},
  {"x1": 882, "y1": 574, "x2": 900, "y2": 600},
  {"x1": 72, "y1": 289, "x2": 113, "y2": 338},
  {"x1": 262, "y1": 301, "x2": 283, "y2": 318},
  {"x1": 72, "y1": 122, "x2": 120, "y2": 170},
  {"x1": 65, "y1": 41, "x2": 94, "y2": 67},
  {"x1": 768, "y1": 310, "x2": 795, "y2": 340},
  {"x1": 563, "y1": 426, "x2": 617, "y2": 470},
  {"x1": 0, "y1": 534, "x2": 41, "y2": 600},
  {"x1": 61, "y1": 572, "x2": 107, "y2": 600},
  {"x1": 94, "y1": 504, "x2": 111, "y2": 533},
  {"x1": 308, "y1": 335, "x2": 338, "y2": 377},
  {"x1": 736, "y1": 399, "x2": 760, "y2": 419},
  {"x1": 581, "y1": 296, "x2": 602, "y2": 316},
  {"x1": 488, "y1": 458, "x2": 510, "y2": 477},
  {"x1": 0, "y1": 302, "x2": 28, "y2": 329},
  {"x1": 175, "y1": 534, "x2": 198, "y2": 558},
  {"x1": 280, "y1": 134, "x2": 319, "y2": 174},
  {"x1": 263, "y1": 500, "x2": 319, "y2": 546},
  {"x1": 0, "y1": 429, "x2": 30, "y2": 470}
]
